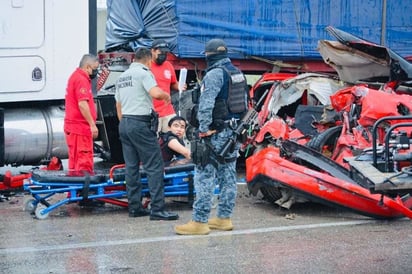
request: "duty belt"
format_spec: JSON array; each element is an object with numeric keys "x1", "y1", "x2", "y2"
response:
[
  {"x1": 210, "y1": 119, "x2": 238, "y2": 132},
  {"x1": 122, "y1": 114, "x2": 151, "y2": 122}
]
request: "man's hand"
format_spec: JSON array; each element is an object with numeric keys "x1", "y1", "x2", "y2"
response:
[
  {"x1": 199, "y1": 130, "x2": 216, "y2": 138},
  {"x1": 91, "y1": 124, "x2": 99, "y2": 139},
  {"x1": 163, "y1": 93, "x2": 171, "y2": 104},
  {"x1": 180, "y1": 83, "x2": 188, "y2": 91},
  {"x1": 149, "y1": 86, "x2": 171, "y2": 104},
  {"x1": 78, "y1": 100, "x2": 99, "y2": 139}
]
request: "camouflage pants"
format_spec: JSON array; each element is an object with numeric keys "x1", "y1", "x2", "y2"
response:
[{"x1": 192, "y1": 128, "x2": 239, "y2": 223}]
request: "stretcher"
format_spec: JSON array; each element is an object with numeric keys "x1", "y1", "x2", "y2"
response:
[{"x1": 23, "y1": 163, "x2": 197, "y2": 219}]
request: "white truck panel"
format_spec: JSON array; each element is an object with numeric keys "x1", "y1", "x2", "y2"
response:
[
  {"x1": 0, "y1": 56, "x2": 45, "y2": 92},
  {"x1": 0, "y1": 0, "x2": 89, "y2": 102},
  {"x1": 0, "y1": 0, "x2": 44, "y2": 48}
]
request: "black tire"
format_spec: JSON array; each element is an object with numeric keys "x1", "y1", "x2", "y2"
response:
[
  {"x1": 260, "y1": 185, "x2": 282, "y2": 203},
  {"x1": 306, "y1": 126, "x2": 342, "y2": 157}
]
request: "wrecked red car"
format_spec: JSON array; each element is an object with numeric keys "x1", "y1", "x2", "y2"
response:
[{"x1": 245, "y1": 27, "x2": 412, "y2": 219}]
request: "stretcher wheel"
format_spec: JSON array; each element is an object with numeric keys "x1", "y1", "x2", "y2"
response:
[
  {"x1": 35, "y1": 203, "x2": 49, "y2": 220},
  {"x1": 24, "y1": 199, "x2": 37, "y2": 213}
]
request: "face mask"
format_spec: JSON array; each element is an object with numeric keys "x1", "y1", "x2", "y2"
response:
[
  {"x1": 155, "y1": 53, "x2": 167, "y2": 65},
  {"x1": 205, "y1": 52, "x2": 227, "y2": 67},
  {"x1": 90, "y1": 68, "x2": 98, "y2": 79}
]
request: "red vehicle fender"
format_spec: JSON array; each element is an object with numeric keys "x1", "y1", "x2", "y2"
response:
[
  {"x1": 255, "y1": 117, "x2": 289, "y2": 143},
  {"x1": 246, "y1": 146, "x2": 412, "y2": 219}
]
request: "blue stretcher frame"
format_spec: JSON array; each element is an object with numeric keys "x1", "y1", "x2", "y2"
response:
[{"x1": 23, "y1": 163, "x2": 197, "y2": 219}]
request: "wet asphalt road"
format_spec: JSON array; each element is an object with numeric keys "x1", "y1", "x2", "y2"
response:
[{"x1": 0, "y1": 184, "x2": 411, "y2": 274}]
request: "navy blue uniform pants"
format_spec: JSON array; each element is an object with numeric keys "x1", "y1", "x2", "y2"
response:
[{"x1": 119, "y1": 117, "x2": 165, "y2": 212}]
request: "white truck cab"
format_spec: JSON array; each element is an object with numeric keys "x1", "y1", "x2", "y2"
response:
[{"x1": 0, "y1": 0, "x2": 93, "y2": 166}]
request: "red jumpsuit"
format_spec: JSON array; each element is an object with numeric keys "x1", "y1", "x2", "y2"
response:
[{"x1": 64, "y1": 68, "x2": 97, "y2": 173}]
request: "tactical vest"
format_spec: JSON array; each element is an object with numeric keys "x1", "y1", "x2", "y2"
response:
[
  {"x1": 189, "y1": 62, "x2": 248, "y2": 129},
  {"x1": 216, "y1": 62, "x2": 248, "y2": 117}
]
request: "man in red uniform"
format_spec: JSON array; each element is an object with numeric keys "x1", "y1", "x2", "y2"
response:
[
  {"x1": 150, "y1": 39, "x2": 181, "y2": 133},
  {"x1": 64, "y1": 54, "x2": 99, "y2": 173}
]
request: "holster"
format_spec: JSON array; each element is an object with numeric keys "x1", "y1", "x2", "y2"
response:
[
  {"x1": 150, "y1": 110, "x2": 159, "y2": 133},
  {"x1": 191, "y1": 139, "x2": 210, "y2": 168},
  {"x1": 191, "y1": 138, "x2": 236, "y2": 168}
]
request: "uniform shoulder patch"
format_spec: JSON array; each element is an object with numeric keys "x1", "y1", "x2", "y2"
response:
[{"x1": 80, "y1": 88, "x2": 87, "y2": 94}]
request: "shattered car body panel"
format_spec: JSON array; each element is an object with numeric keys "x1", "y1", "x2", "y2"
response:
[
  {"x1": 246, "y1": 141, "x2": 412, "y2": 219},
  {"x1": 331, "y1": 86, "x2": 412, "y2": 128},
  {"x1": 245, "y1": 27, "x2": 412, "y2": 219},
  {"x1": 318, "y1": 26, "x2": 412, "y2": 84},
  {"x1": 267, "y1": 73, "x2": 346, "y2": 118},
  {"x1": 242, "y1": 72, "x2": 344, "y2": 157},
  {"x1": 318, "y1": 40, "x2": 390, "y2": 83}
]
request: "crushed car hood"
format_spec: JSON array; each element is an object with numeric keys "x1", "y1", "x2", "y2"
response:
[{"x1": 318, "y1": 26, "x2": 412, "y2": 83}]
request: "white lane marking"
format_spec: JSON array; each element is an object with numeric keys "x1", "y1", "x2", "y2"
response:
[{"x1": 0, "y1": 219, "x2": 379, "y2": 254}]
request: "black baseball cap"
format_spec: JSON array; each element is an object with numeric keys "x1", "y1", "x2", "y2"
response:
[
  {"x1": 204, "y1": 38, "x2": 227, "y2": 54},
  {"x1": 151, "y1": 39, "x2": 170, "y2": 52}
]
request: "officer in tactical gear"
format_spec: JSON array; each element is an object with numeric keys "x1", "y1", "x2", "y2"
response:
[{"x1": 175, "y1": 38, "x2": 247, "y2": 235}]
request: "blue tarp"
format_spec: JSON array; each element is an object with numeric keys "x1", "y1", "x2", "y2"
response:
[
  {"x1": 105, "y1": 0, "x2": 412, "y2": 59},
  {"x1": 105, "y1": 0, "x2": 178, "y2": 50}
]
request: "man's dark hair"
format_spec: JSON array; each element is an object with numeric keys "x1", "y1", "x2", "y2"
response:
[
  {"x1": 168, "y1": 116, "x2": 187, "y2": 127},
  {"x1": 134, "y1": 47, "x2": 152, "y2": 61}
]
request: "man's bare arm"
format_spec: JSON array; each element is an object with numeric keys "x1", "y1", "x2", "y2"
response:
[
  {"x1": 168, "y1": 139, "x2": 191, "y2": 159},
  {"x1": 149, "y1": 86, "x2": 171, "y2": 104},
  {"x1": 115, "y1": 101, "x2": 122, "y2": 121},
  {"x1": 78, "y1": 100, "x2": 98, "y2": 139}
]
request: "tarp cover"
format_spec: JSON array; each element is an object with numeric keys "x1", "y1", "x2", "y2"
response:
[{"x1": 105, "y1": 0, "x2": 412, "y2": 59}]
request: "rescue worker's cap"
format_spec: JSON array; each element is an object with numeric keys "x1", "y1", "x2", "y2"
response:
[
  {"x1": 151, "y1": 39, "x2": 170, "y2": 52},
  {"x1": 204, "y1": 39, "x2": 227, "y2": 54}
]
